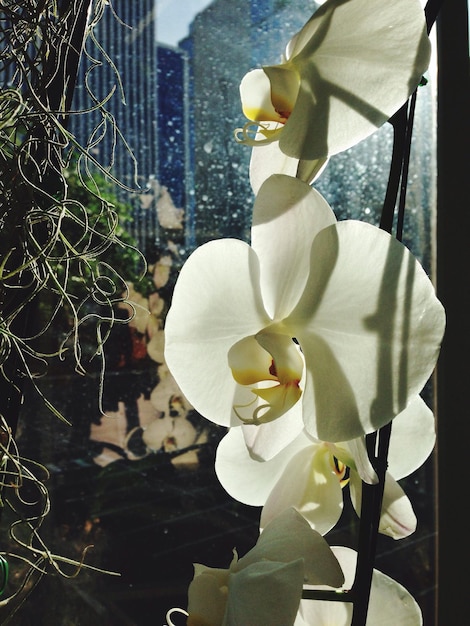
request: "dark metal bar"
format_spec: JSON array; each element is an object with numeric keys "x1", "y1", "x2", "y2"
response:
[
  {"x1": 301, "y1": 589, "x2": 355, "y2": 603},
  {"x1": 435, "y1": 0, "x2": 470, "y2": 623},
  {"x1": 349, "y1": 2, "x2": 445, "y2": 622}
]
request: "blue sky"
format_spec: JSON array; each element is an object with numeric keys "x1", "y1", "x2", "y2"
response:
[{"x1": 155, "y1": 0, "x2": 213, "y2": 46}]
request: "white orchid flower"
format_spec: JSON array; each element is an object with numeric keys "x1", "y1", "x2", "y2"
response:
[
  {"x1": 164, "y1": 175, "x2": 444, "y2": 459},
  {"x1": 216, "y1": 396, "x2": 435, "y2": 539},
  {"x1": 164, "y1": 508, "x2": 344, "y2": 626},
  {"x1": 236, "y1": 0, "x2": 431, "y2": 160},
  {"x1": 295, "y1": 546, "x2": 423, "y2": 625}
]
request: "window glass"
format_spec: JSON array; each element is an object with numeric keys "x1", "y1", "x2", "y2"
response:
[{"x1": 1, "y1": 1, "x2": 438, "y2": 623}]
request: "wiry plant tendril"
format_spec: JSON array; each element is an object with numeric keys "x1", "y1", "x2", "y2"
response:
[{"x1": 0, "y1": 0, "x2": 143, "y2": 611}]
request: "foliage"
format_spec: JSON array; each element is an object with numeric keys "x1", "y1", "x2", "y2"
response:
[
  {"x1": 0, "y1": 0, "x2": 144, "y2": 612},
  {"x1": 61, "y1": 162, "x2": 146, "y2": 298}
]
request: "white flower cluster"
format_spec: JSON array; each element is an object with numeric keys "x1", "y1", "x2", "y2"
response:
[{"x1": 163, "y1": 0, "x2": 444, "y2": 624}]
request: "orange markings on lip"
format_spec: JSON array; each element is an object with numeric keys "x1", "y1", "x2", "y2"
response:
[{"x1": 275, "y1": 108, "x2": 291, "y2": 123}]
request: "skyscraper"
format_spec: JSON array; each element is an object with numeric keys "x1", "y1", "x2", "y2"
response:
[
  {"x1": 181, "y1": 0, "x2": 433, "y2": 266},
  {"x1": 71, "y1": 2, "x2": 194, "y2": 258},
  {"x1": 71, "y1": 1, "x2": 157, "y2": 191},
  {"x1": 181, "y1": 0, "x2": 319, "y2": 246}
]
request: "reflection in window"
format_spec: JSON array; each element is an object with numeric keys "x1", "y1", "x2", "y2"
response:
[{"x1": 1, "y1": 1, "x2": 437, "y2": 623}]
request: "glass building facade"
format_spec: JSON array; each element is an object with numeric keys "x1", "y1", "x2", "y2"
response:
[{"x1": 71, "y1": 0, "x2": 158, "y2": 189}]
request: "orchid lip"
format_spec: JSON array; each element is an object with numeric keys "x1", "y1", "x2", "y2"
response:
[
  {"x1": 233, "y1": 379, "x2": 302, "y2": 425},
  {"x1": 228, "y1": 332, "x2": 304, "y2": 425},
  {"x1": 234, "y1": 120, "x2": 283, "y2": 146}
]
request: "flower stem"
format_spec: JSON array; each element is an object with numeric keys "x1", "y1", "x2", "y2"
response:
[{"x1": 350, "y1": 423, "x2": 392, "y2": 625}]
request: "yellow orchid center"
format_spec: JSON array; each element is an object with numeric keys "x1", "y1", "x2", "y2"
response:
[
  {"x1": 236, "y1": 66, "x2": 300, "y2": 146},
  {"x1": 325, "y1": 443, "x2": 350, "y2": 488},
  {"x1": 242, "y1": 89, "x2": 293, "y2": 125},
  {"x1": 228, "y1": 331, "x2": 303, "y2": 425}
]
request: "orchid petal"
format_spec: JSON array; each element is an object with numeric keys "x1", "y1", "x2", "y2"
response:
[
  {"x1": 296, "y1": 155, "x2": 329, "y2": 184},
  {"x1": 279, "y1": 0, "x2": 431, "y2": 159},
  {"x1": 261, "y1": 445, "x2": 343, "y2": 536},
  {"x1": 239, "y1": 398, "x2": 304, "y2": 459},
  {"x1": 379, "y1": 475, "x2": 417, "y2": 539},
  {"x1": 164, "y1": 239, "x2": 269, "y2": 427},
  {"x1": 339, "y1": 397, "x2": 435, "y2": 484},
  {"x1": 329, "y1": 546, "x2": 357, "y2": 588},
  {"x1": 349, "y1": 471, "x2": 417, "y2": 539},
  {"x1": 262, "y1": 65, "x2": 300, "y2": 122},
  {"x1": 187, "y1": 565, "x2": 230, "y2": 626},
  {"x1": 252, "y1": 175, "x2": 336, "y2": 320},
  {"x1": 341, "y1": 437, "x2": 378, "y2": 485},
  {"x1": 249, "y1": 128, "x2": 328, "y2": 194},
  {"x1": 366, "y1": 555, "x2": 423, "y2": 624},
  {"x1": 239, "y1": 69, "x2": 287, "y2": 124},
  {"x1": 228, "y1": 335, "x2": 277, "y2": 385},
  {"x1": 240, "y1": 67, "x2": 298, "y2": 125},
  {"x1": 224, "y1": 560, "x2": 304, "y2": 626},
  {"x1": 236, "y1": 508, "x2": 344, "y2": 587},
  {"x1": 187, "y1": 510, "x2": 343, "y2": 626},
  {"x1": 215, "y1": 427, "x2": 311, "y2": 505},
  {"x1": 289, "y1": 220, "x2": 445, "y2": 442},
  {"x1": 387, "y1": 395, "x2": 436, "y2": 480},
  {"x1": 298, "y1": 546, "x2": 422, "y2": 625}
]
